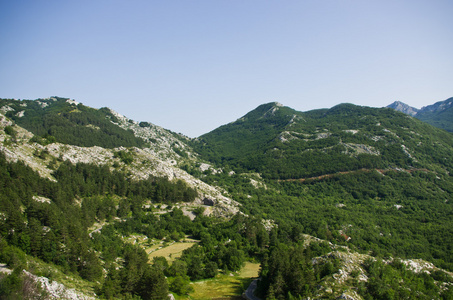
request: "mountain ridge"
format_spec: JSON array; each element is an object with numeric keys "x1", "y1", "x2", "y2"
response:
[
  {"x1": 387, "y1": 97, "x2": 453, "y2": 132},
  {"x1": 1, "y1": 96, "x2": 453, "y2": 299},
  {"x1": 194, "y1": 101, "x2": 452, "y2": 180},
  {"x1": 0, "y1": 97, "x2": 240, "y2": 218}
]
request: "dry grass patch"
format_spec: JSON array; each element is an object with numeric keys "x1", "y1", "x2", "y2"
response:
[
  {"x1": 182, "y1": 262, "x2": 260, "y2": 300},
  {"x1": 238, "y1": 262, "x2": 260, "y2": 278},
  {"x1": 188, "y1": 275, "x2": 248, "y2": 300},
  {"x1": 148, "y1": 242, "x2": 196, "y2": 263}
]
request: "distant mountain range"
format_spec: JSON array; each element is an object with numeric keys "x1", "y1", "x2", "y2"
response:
[{"x1": 387, "y1": 97, "x2": 453, "y2": 132}]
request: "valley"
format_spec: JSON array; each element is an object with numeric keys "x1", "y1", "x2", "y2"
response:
[{"x1": 0, "y1": 97, "x2": 452, "y2": 299}]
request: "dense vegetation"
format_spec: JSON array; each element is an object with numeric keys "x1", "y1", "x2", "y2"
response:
[
  {"x1": 0, "y1": 153, "x2": 198, "y2": 298},
  {"x1": 415, "y1": 97, "x2": 453, "y2": 133},
  {"x1": 193, "y1": 103, "x2": 453, "y2": 179},
  {"x1": 0, "y1": 152, "x2": 277, "y2": 298},
  {"x1": 195, "y1": 165, "x2": 453, "y2": 271},
  {"x1": 1, "y1": 98, "x2": 453, "y2": 299},
  {"x1": 0, "y1": 97, "x2": 146, "y2": 148},
  {"x1": 259, "y1": 240, "x2": 453, "y2": 299}
]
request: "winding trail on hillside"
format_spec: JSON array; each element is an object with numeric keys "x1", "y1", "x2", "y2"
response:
[
  {"x1": 244, "y1": 279, "x2": 261, "y2": 300},
  {"x1": 277, "y1": 168, "x2": 430, "y2": 183}
]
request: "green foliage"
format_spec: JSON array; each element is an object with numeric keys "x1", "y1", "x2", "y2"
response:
[
  {"x1": 114, "y1": 150, "x2": 134, "y2": 165},
  {"x1": 169, "y1": 275, "x2": 193, "y2": 295},
  {"x1": 0, "y1": 264, "x2": 48, "y2": 299},
  {"x1": 0, "y1": 97, "x2": 146, "y2": 148},
  {"x1": 192, "y1": 103, "x2": 453, "y2": 179},
  {"x1": 1, "y1": 98, "x2": 453, "y2": 298},
  {"x1": 0, "y1": 151, "x2": 198, "y2": 287},
  {"x1": 220, "y1": 169, "x2": 453, "y2": 271},
  {"x1": 415, "y1": 97, "x2": 453, "y2": 132},
  {"x1": 0, "y1": 240, "x2": 27, "y2": 270},
  {"x1": 99, "y1": 245, "x2": 169, "y2": 299},
  {"x1": 358, "y1": 259, "x2": 448, "y2": 299},
  {"x1": 172, "y1": 146, "x2": 188, "y2": 158},
  {"x1": 258, "y1": 243, "x2": 318, "y2": 299},
  {"x1": 166, "y1": 260, "x2": 188, "y2": 277},
  {"x1": 3, "y1": 126, "x2": 14, "y2": 136}
]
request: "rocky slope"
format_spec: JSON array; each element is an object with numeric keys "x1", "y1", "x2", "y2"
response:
[
  {"x1": 0, "y1": 107, "x2": 239, "y2": 218},
  {"x1": 105, "y1": 107, "x2": 195, "y2": 164},
  {"x1": 303, "y1": 235, "x2": 453, "y2": 300},
  {"x1": 386, "y1": 101, "x2": 419, "y2": 116}
]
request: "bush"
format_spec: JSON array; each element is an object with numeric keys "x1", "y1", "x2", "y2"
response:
[
  {"x1": 169, "y1": 275, "x2": 193, "y2": 295},
  {"x1": 4, "y1": 126, "x2": 14, "y2": 136}
]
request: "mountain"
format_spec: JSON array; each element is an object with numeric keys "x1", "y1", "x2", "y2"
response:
[
  {"x1": 0, "y1": 97, "x2": 239, "y2": 215},
  {"x1": 192, "y1": 102, "x2": 453, "y2": 291},
  {"x1": 194, "y1": 101, "x2": 453, "y2": 179},
  {"x1": 386, "y1": 101, "x2": 419, "y2": 116},
  {"x1": 387, "y1": 97, "x2": 453, "y2": 132},
  {"x1": 416, "y1": 97, "x2": 453, "y2": 132},
  {"x1": 1, "y1": 97, "x2": 453, "y2": 299}
]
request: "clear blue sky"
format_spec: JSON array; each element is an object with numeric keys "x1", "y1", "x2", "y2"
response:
[{"x1": 1, "y1": 1, "x2": 452, "y2": 137}]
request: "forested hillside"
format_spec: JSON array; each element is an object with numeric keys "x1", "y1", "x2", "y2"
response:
[
  {"x1": 190, "y1": 101, "x2": 453, "y2": 298},
  {"x1": 193, "y1": 102, "x2": 453, "y2": 179},
  {"x1": 1, "y1": 98, "x2": 453, "y2": 299},
  {"x1": 0, "y1": 97, "x2": 147, "y2": 148}
]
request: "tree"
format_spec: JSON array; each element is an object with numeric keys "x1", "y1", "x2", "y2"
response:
[
  {"x1": 169, "y1": 275, "x2": 193, "y2": 295},
  {"x1": 204, "y1": 261, "x2": 218, "y2": 278},
  {"x1": 187, "y1": 256, "x2": 204, "y2": 280},
  {"x1": 166, "y1": 260, "x2": 188, "y2": 277},
  {"x1": 100, "y1": 268, "x2": 122, "y2": 299},
  {"x1": 137, "y1": 266, "x2": 169, "y2": 300}
]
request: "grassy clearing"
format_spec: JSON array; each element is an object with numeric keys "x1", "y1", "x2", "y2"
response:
[
  {"x1": 239, "y1": 262, "x2": 260, "y2": 278},
  {"x1": 188, "y1": 275, "x2": 249, "y2": 300},
  {"x1": 174, "y1": 262, "x2": 260, "y2": 300},
  {"x1": 148, "y1": 242, "x2": 197, "y2": 263}
]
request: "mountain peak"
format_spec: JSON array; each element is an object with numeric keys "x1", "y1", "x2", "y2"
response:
[
  {"x1": 257, "y1": 101, "x2": 284, "y2": 110},
  {"x1": 237, "y1": 102, "x2": 287, "y2": 122},
  {"x1": 387, "y1": 101, "x2": 419, "y2": 116}
]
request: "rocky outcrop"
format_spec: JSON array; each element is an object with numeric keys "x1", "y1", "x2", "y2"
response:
[
  {"x1": 23, "y1": 270, "x2": 95, "y2": 300},
  {"x1": 302, "y1": 233, "x2": 453, "y2": 299},
  {"x1": 342, "y1": 143, "x2": 380, "y2": 156},
  {"x1": 106, "y1": 108, "x2": 195, "y2": 164}
]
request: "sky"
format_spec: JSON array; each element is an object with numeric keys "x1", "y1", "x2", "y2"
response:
[{"x1": 1, "y1": 1, "x2": 452, "y2": 137}]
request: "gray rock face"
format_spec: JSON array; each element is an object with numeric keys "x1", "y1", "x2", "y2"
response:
[
  {"x1": 23, "y1": 270, "x2": 95, "y2": 299},
  {"x1": 387, "y1": 101, "x2": 419, "y2": 116},
  {"x1": 419, "y1": 98, "x2": 453, "y2": 113},
  {"x1": 0, "y1": 110, "x2": 240, "y2": 218}
]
